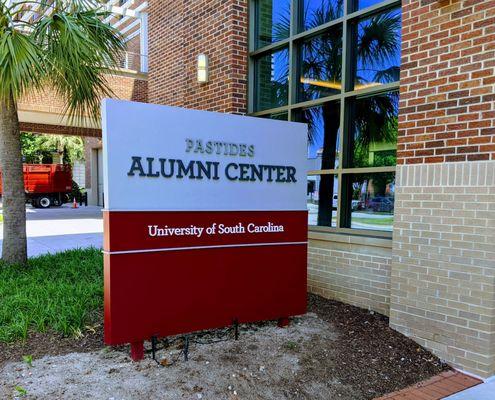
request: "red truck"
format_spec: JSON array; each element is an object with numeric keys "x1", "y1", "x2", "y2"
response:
[{"x1": 0, "y1": 164, "x2": 73, "y2": 208}]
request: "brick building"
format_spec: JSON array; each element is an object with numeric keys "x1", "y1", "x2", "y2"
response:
[
  {"x1": 392, "y1": 0, "x2": 495, "y2": 378},
  {"x1": 16, "y1": 0, "x2": 149, "y2": 206},
  {"x1": 19, "y1": 0, "x2": 495, "y2": 378}
]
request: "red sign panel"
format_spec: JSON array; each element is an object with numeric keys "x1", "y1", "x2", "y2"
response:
[{"x1": 104, "y1": 211, "x2": 307, "y2": 346}]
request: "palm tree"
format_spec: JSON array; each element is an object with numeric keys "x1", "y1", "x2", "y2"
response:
[
  {"x1": 274, "y1": 2, "x2": 400, "y2": 225},
  {"x1": 0, "y1": 0, "x2": 125, "y2": 264}
]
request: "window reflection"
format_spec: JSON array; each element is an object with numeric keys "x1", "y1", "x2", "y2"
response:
[
  {"x1": 299, "y1": 27, "x2": 343, "y2": 101},
  {"x1": 353, "y1": 9, "x2": 401, "y2": 90},
  {"x1": 251, "y1": 0, "x2": 401, "y2": 233},
  {"x1": 301, "y1": 0, "x2": 343, "y2": 32},
  {"x1": 307, "y1": 175, "x2": 338, "y2": 227},
  {"x1": 347, "y1": 173, "x2": 395, "y2": 231},
  {"x1": 261, "y1": 112, "x2": 288, "y2": 120},
  {"x1": 349, "y1": 91, "x2": 398, "y2": 167},
  {"x1": 256, "y1": 0, "x2": 291, "y2": 48},
  {"x1": 352, "y1": 0, "x2": 386, "y2": 12},
  {"x1": 298, "y1": 102, "x2": 340, "y2": 171},
  {"x1": 255, "y1": 48, "x2": 289, "y2": 111}
]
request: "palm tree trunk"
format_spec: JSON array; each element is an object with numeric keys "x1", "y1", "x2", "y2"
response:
[
  {"x1": 0, "y1": 95, "x2": 27, "y2": 265},
  {"x1": 317, "y1": 103, "x2": 339, "y2": 226}
]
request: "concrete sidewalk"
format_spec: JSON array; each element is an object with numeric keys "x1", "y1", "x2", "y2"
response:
[
  {"x1": 444, "y1": 376, "x2": 495, "y2": 399},
  {"x1": 0, "y1": 205, "x2": 103, "y2": 257}
]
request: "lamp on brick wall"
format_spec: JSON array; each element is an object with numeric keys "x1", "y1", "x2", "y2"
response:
[{"x1": 197, "y1": 54, "x2": 209, "y2": 84}]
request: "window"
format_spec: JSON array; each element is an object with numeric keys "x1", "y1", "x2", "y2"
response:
[
  {"x1": 352, "y1": 0, "x2": 386, "y2": 12},
  {"x1": 254, "y1": 48, "x2": 289, "y2": 111},
  {"x1": 348, "y1": 91, "x2": 398, "y2": 168},
  {"x1": 261, "y1": 111, "x2": 289, "y2": 120},
  {"x1": 307, "y1": 174, "x2": 338, "y2": 227},
  {"x1": 255, "y1": 0, "x2": 291, "y2": 48},
  {"x1": 352, "y1": 9, "x2": 401, "y2": 90},
  {"x1": 344, "y1": 173, "x2": 395, "y2": 231},
  {"x1": 300, "y1": 0, "x2": 343, "y2": 32},
  {"x1": 299, "y1": 27, "x2": 343, "y2": 101},
  {"x1": 301, "y1": 102, "x2": 340, "y2": 170},
  {"x1": 250, "y1": 0, "x2": 401, "y2": 235}
]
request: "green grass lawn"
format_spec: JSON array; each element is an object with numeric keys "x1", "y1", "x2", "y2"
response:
[
  {"x1": 0, "y1": 248, "x2": 103, "y2": 342},
  {"x1": 352, "y1": 217, "x2": 394, "y2": 226}
]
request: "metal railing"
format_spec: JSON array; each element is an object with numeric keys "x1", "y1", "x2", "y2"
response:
[{"x1": 117, "y1": 51, "x2": 148, "y2": 73}]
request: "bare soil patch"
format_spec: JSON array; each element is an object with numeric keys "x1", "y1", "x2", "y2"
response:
[
  {"x1": 0, "y1": 324, "x2": 104, "y2": 369},
  {"x1": 0, "y1": 294, "x2": 450, "y2": 399}
]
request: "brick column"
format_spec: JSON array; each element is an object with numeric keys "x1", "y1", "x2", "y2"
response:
[
  {"x1": 391, "y1": 0, "x2": 495, "y2": 378},
  {"x1": 148, "y1": 0, "x2": 248, "y2": 114}
]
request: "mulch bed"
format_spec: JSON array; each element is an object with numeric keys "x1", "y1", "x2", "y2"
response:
[
  {"x1": 0, "y1": 294, "x2": 450, "y2": 399},
  {"x1": 306, "y1": 294, "x2": 451, "y2": 398}
]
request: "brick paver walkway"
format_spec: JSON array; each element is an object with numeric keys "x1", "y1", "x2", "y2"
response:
[{"x1": 375, "y1": 371, "x2": 482, "y2": 400}]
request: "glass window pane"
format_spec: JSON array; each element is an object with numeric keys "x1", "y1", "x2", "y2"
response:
[
  {"x1": 349, "y1": 91, "x2": 398, "y2": 168},
  {"x1": 299, "y1": 26, "x2": 343, "y2": 101},
  {"x1": 261, "y1": 112, "x2": 288, "y2": 120},
  {"x1": 256, "y1": 0, "x2": 291, "y2": 48},
  {"x1": 353, "y1": 9, "x2": 401, "y2": 90},
  {"x1": 352, "y1": 0, "x2": 386, "y2": 12},
  {"x1": 297, "y1": 102, "x2": 340, "y2": 171},
  {"x1": 255, "y1": 48, "x2": 289, "y2": 111},
  {"x1": 301, "y1": 0, "x2": 343, "y2": 32},
  {"x1": 347, "y1": 173, "x2": 395, "y2": 231},
  {"x1": 307, "y1": 174, "x2": 338, "y2": 227}
]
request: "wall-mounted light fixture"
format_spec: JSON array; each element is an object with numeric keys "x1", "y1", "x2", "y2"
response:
[{"x1": 197, "y1": 54, "x2": 209, "y2": 84}]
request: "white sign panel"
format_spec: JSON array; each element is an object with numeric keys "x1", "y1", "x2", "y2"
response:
[{"x1": 102, "y1": 99, "x2": 308, "y2": 211}]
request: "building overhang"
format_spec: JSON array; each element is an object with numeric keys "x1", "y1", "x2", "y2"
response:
[{"x1": 18, "y1": 110, "x2": 101, "y2": 130}]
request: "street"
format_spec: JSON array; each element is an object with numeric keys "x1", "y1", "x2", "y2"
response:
[{"x1": 0, "y1": 205, "x2": 103, "y2": 258}]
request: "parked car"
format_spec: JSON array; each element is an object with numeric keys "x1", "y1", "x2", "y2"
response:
[
  {"x1": 0, "y1": 164, "x2": 73, "y2": 208},
  {"x1": 368, "y1": 197, "x2": 394, "y2": 213},
  {"x1": 351, "y1": 200, "x2": 362, "y2": 211}
]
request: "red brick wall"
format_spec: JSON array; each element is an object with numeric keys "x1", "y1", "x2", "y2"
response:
[
  {"x1": 398, "y1": 0, "x2": 495, "y2": 164},
  {"x1": 18, "y1": 73, "x2": 148, "y2": 118},
  {"x1": 148, "y1": 0, "x2": 248, "y2": 114}
]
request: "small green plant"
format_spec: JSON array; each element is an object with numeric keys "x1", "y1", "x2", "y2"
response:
[
  {"x1": 22, "y1": 355, "x2": 33, "y2": 367},
  {"x1": 0, "y1": 214, "x2": 3, "y2": 223},
  {"x1": 14, "y1": 386, "x2": 28, "y2": 397},
  {"x1": 283, "y1": 341, "x2": 298, "y2": 351}
]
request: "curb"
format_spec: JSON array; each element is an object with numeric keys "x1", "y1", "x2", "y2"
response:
[{"x1": 375, "y1": 371, "x2": 483, "y2": 400}]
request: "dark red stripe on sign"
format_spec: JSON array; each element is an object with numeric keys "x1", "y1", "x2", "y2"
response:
[
  {"x1": 104, "y1": 211, "x2": 308, "y2": 253},
  {"x1": 104, "y1": 244, "x2": 307, "y2": 345},
  {"x1": 104, "y1": 210, "x2": 308, "y2": 345}
]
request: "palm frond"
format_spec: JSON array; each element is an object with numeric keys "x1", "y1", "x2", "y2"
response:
[
  {"x1": 373, "y1": 66, "x2": 400, "y2": 84},
  {"x1": 305, "y1": 0, "x2": 343, "y2": 31},
  {"x1": 0, "y1": 26, "x2": 45, "y2": 102},
  {"x1": 0, "y1": 0, "x2": 125, "y2": 120},
  {"x1": 273, "y1": 12, "x2": 290, "y2": 42},
  {"x1": 354, "y1": 92, "x2": 398, "y2": 149},
  {"x1": 357, "y1": 11, "x2": 401, "y2": 70},
  {"x1": 32, "y1": 2, "x2": 125, "y2": 124}
]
